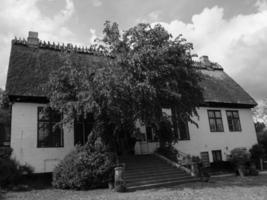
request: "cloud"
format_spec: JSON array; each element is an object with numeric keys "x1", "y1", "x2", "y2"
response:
[
  {"x1": 156, "y1": 5, "x2": 267, "y2": 101},
  {"x1": 0, "y1": 0, "x2": 76, "y2": 89},
  {"x1": 91, "y1": 0, "x2": 102, "y2": 7},
  {"x1": 136, "y1": 10, "x2": 162, "y2": 23},
  {"x1": 89, "y1": 29, "x2": 97, "y2": 43},
  {"x1": 255, "y1": 0, "x2": 267, "y2": 11}
]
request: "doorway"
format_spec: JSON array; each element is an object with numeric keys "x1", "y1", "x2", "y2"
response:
[
  {"x1": 135, "y1": 125, "x2": 159, "y2": 154},
  {"x1": 74, "y1": 114, "x2": 94, "y2": 145}
]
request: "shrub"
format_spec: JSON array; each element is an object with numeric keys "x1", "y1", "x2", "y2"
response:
[
  {"x1": 229, "y1": 148, "x2": 251, "y2": 176},
  {"x1": 0, "y1": 147, "x2": 12, "y2": 159},
  {"x1": 0, "y1": 158, "x2": 20, "y2": 186},
  {"x1": 249, "y1": 144, "x2": 265, "y2": 161},
  {"x1": 156, "y1": 146, "x2": 178, "y2": 162},
  {"x1": 52, "y1": 142, "x2": 116, "y2": 190},
  {"x1": 0, "y1": 158, "x2": 34, "y2": 187}
]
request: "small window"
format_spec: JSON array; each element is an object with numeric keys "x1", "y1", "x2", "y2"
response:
[
  {"x1": 212, "y1": 150, "x2": 222, "y2": 162},
  {"x1": 226, "y1": 110, "x2": 241, "y2": 132},
  {"x1": 178, "y1": 120, "x2": 190, "y2": 140},
  {"x1": 146, "y1": 125, "x2": 158, "y2": 142},
  {"x1": 37, "y1": 107, "x2": 63, "y2": 148},
  {"x1": 208, "y1": 110, "x2": 224, "y2": 132}
]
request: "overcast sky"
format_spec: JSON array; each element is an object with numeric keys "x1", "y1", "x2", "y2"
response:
[{"x1": 0, "y1": 0, "x2": 267, "y2": 102}]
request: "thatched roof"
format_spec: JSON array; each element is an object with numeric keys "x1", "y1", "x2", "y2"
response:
[{"x1": 5, "y1": 35, "x2": 257, "y2": 108}]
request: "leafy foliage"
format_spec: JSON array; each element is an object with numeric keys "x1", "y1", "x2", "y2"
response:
[
  {"x1": 229, "y1": 148, "x2": 251, "y2": 166},
  {"x1": 46, "y1": 22, "x2": 203, "y2": 149},
  {"x1": 250, "y1": 144, "x2": 265, "y2": 161},
  {"x1": 156, "y1": 146, "x2": 178, "y2": 162},
  {"x1": 0, "y1": 147, "x2": 12, "y2": 159},
  {"x1": 254, "y1": 122, "x2": 267, "y2": 153},
  {"x1": 0, "y1": 158, "x2": 33, "y2": 187},
  {"x1": 52, "y1": 140, "x2": 116, "y2": 190}
]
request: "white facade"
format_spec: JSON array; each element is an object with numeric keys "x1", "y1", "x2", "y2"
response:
[
  {"x1": 10, "y1": 102, "x2": 258, "y2": 173},
  {"x1": 174, "y1": 107, "x2": 257, "y2": 162},
  {"x1": 10, "y1": 102, "x2": 75, "y2": 173}
]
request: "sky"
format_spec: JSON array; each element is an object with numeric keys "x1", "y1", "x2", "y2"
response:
[{"x1": 0, "y1": 0, "x2": 267, "y2": 102}]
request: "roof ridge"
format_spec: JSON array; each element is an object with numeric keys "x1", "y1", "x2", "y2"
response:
[
  {"x1": 193, "y1": 61, "x2": 223, "y2": 71},
  {"x1": 12, "y1": 37, "x2": 113, "y2": 57}
]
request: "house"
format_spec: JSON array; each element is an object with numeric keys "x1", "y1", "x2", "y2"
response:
[{"x1": 5, "y1": 32, "x2": 258, "y2": 173}]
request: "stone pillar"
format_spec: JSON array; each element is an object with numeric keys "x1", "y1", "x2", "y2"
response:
[{"x1": 114, "y1": 164, "x2": 126, "y2": 192}]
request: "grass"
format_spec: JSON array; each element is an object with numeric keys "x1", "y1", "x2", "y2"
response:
[{"x1": 2, "y1": 174, "x2": 267, "y2": 200}]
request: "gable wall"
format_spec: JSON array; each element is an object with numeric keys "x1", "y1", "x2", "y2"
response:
[
  {"x1": 174, "y1": 107, "x2": 258, "y2": 162},
  {"x1": 10, "y1": 102, "x2": 75, "y2": 173}
]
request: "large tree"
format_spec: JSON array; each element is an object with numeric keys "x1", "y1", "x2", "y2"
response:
[{"x1": 46, "y1": 22, "x2": 203, "y2": 150}]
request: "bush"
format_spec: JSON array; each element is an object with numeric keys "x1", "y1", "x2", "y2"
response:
[
  {"x1": 0, "y1": 147, "x2": 12, "y2": 159},
  {"x1": 250, "y1": 144, "x2": 265, "y2": 161},
  {"x1": 229, "y1": 148, "x2": 251, "y2": 176},
  {"x1": 52, "y1": 142, "x2": 116, "y2": 190},
  {"x1": 156, "y1": 146, "x2": 178, "y2": 162},
  {"x1": 0, "y1": 158, "x2": 34, "y2": 187},
  {"x1": 0, "y1": 158, "x2": 20, "y2": 186}
]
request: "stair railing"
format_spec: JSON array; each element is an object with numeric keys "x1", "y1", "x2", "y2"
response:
[{"x1": 176, "y1": 150, "x2": 199, "y2": 176}]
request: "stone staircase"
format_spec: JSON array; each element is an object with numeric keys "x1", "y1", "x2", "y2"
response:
[{"x1": 119, "y1": 154, "x2": 199, "y2": 190}]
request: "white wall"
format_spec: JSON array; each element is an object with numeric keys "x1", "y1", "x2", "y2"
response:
[
  {"x1": 174, "y1": 107, "x2": 258, "y2": 162},
  {"x1": 10, "y1": 103, "x2": 75, "y2": 173}
]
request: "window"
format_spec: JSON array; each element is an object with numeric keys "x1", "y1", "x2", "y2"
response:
[
  {"x1": 178, "y1": 120, "x2": 190, "y2": 140},
  {"x1": 212, "y1": 150, "x2": 222, "y2": 162},
  {"x1": 226, "y1": 110, "x2": 241, "y2": 131},
  {"x1": 146, "y1": 125, "x2": 158, "y2": 142},
  {"x1": 37, "y1": 107, "x2": 63, "y2": 148},
  {"x1": 208, "y1": 110, "x2": 224, "y2": 132}
]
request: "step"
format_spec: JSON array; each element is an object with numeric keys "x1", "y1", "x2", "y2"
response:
[
  {"x1": 126, "y1": 175, "x2": 194, "y2": 187},
  {"x1": 127, "y1": 178, "x2": 200, "y2": 191},
  {"x1": 126, "y1": 174, "x2": 192, "y2": 183},
  {"x1": 119, "y1": 155, "x2": 199, "y2": 190},
  {"x1": 125, "y1": 170, "x2": 186, "y2": 179},
  {"x1": 125, "y1": 165, "x2": 176, "y2": 172}
]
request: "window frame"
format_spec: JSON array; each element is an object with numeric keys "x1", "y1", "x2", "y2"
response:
[
  {"x1": 37, "y1": 107, "x2": 64, "y2": 148},
  {"x1": 226, "y1": 110, "x2": 242, "y2": 132},
  {"x1": 207, "y1": 110, "x2": 224, "y2": 132}
]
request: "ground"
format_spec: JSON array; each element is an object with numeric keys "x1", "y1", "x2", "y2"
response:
[{"x1": 1, "y1": 174, "x2": 267, "y2": 200}]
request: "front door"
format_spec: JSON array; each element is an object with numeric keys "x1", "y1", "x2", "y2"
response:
[
  {"x1": 74, "y1": 114, "x2": 94, "y2": 145},
  {"x1": 135, "y1": 126, "x2": 159, "y2": 154}
]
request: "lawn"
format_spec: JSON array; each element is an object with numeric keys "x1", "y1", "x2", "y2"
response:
[{"x1": 2, "y1": 174, "x2": 267, "y2": 200}]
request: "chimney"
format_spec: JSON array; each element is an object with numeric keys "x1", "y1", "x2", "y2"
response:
[
  {"x1": 199, "y1": 55, "x2": 210, "y2": 66},
  {"x1": 27, "y1": 31, "x2": 39, "y2": 47}
]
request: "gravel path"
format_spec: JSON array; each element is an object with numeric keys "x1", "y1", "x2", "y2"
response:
[{"x1": 3, "y1": 175, "x2": 267, "y2": 200}]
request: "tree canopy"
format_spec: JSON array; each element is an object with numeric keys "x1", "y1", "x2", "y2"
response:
[{"x1": 46, "y1": 22, "x2": 203, "y2": 148}]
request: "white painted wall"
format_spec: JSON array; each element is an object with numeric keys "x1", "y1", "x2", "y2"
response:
[
  {"x1": 174, "y1": 107, "x2": 258, "y2": 162},
  {"x1": 10, "y1": 103, "x2": 75, "y2": 173},
  {"x1": 10, "y1": 103, "x2": 258, "y2": 172}
]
